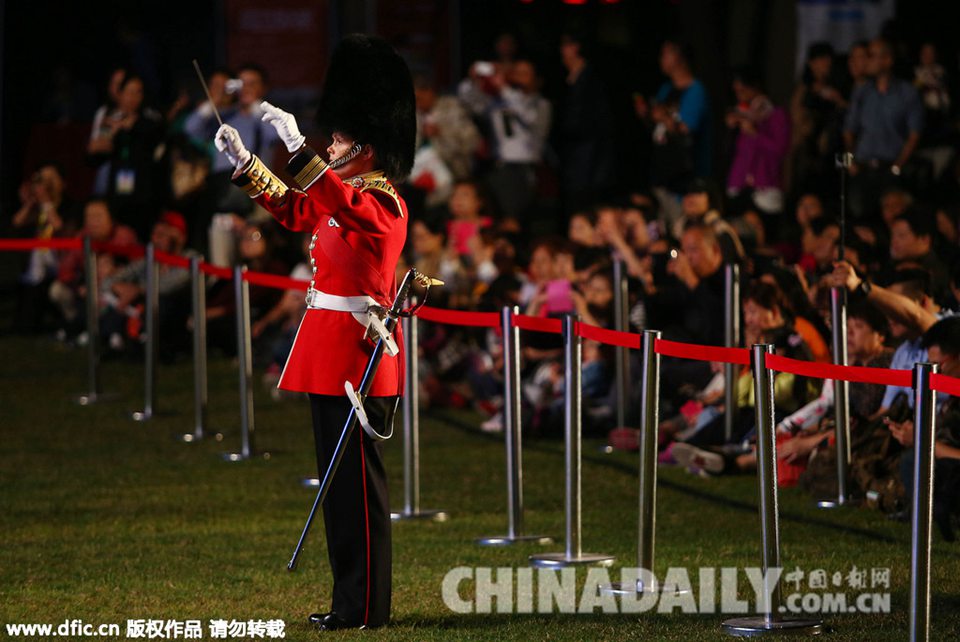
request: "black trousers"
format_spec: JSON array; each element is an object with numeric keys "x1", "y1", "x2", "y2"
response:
[{"x1": 308, "y1": 394, "x2": 396, "y2": 627}]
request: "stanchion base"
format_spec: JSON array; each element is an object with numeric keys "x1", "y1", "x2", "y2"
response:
[
  {"x1": 179, "y1": 432, "x2": 224, "y2": 443},
  {"x1": 721, "y1": 616, "x2": 823, "y2": 637},
  {"x1": 131, "y1": 410, "x2": 153, "y2": 422},
  {"x1": 529, "y1": 552, "x2": 615, "y2": 568},
  {"x1": 476, "y1": 534, "x2": 553, "y2": 546},
  {"x1": 301, "y1": 477, "x2": 319, "y2": 489},
  {"x1": 222, "y1": 451, "x2": 270, "y2": 462},
  {"x1": 815, "y1": 496, "x2": 854, "y2": 509},
  {"x1": 391, "y1": 509, "x2": 450, "y2": 522},
  {"x1": 74, "y1": 392, "x2": 121, "y2": 406},
  {"x1": 600, "y1": 580, "x2": 689, "y2": 596}
]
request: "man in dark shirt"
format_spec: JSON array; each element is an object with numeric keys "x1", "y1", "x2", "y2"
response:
[{"x1": 844, "y1": 37, "x2": 924, "y2": 220}]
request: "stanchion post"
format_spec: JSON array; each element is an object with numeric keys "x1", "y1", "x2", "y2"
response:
[
  {"x1": 613, "y1": 257, "x2": 630, "y2": 428},
  {"x1": 75, "y1": 236, "x2": 111, "y2": 405},
  {"x1": 477, "y1": 306, "x2": 551, "y2": 545},
  {"x1": 530, "y1": 313, "x2": 613, "y2": 568},
  {"x1": 722, "y1": 344, "x2": 823, "y2": 636},
  {"x1": 391, "y1": 314, "x2": 447, "y2": 522},
  {"x1": 909, "y1": 362, "x2": 937, "y2": 642},
  {"x1": 819, "y1": 287, "x2": 852, "y2": 508},
  {"x1": 223, "y1": 266, "x2": 263, "y2": 461},
  {"x1": 181, "y1": 256, "x2": 219, "y2": 443},
  {"x1": 603, "y1": 329, "x2": 686, "y2": 595},
  {"x1": 132, "y1": 243, "x2": 159, "y2": 421},
  {"x1": 723, "y1": 263, "x2": 740, "y2": 442}
]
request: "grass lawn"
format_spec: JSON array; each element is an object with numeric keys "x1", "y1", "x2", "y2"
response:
[{"x1": 2, "y1": 335, "x2": 959, "y2": 641}]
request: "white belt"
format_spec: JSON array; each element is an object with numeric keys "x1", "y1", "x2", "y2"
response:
[
  {"x1": 304, "y1": 288, "x2": 399, "y2": 357},
  {"x1": 305, "y1": 288, "x2": 378, "y2": 313}
]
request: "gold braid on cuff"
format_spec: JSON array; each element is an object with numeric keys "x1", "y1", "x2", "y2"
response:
[{"x1": 233, "y1": 155, "x2": 289, "y2": 202}]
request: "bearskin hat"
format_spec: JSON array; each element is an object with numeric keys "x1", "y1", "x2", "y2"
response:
[{"x1": 317, "y1": 34, "x2": 416, "y2": 182}]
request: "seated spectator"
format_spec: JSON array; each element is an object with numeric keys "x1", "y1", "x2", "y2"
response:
[
  {"x1": 889, "y1": 317, "x2": 960, "y2": 540},
  {"x1": 828, "y1": 262, "x2": 955, "y2": 415},
  {"x1": 204, "y1": 221, "x2": 289, "y2": 357},
  {"x1": 670, "y1": 179, "x2": 744, "y2": 264},
  {"x1": 99, "y1": 212, "x2": 195, "y2": 354},
  {"x1": 11, "y1": 162, "x2": 81, "y2": 333},
  {"x1": 886, "y1": 211, "x2": 950, "y2": 302},
  {"x1": 446, "y1": 180, "x2": 494, "y2": 257},
  {"x1": 725, "y1": 65, "x2": 790, "y2": 218},
  {"x1": 49, "y1": 199, "x2": 137, "y2": 336}
]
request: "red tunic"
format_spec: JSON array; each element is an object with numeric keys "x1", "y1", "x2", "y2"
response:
[{"x1": 238, "y1": 149, "x2": 407, "y2": 397}]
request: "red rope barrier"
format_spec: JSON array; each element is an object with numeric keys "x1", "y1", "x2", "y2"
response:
[
  {"x1": 931, "y1": 372, "x2": 960, "y2": 398},
  {"x1": 92, "y1": 241, "x2": 144, "y2": 259},
  {"x1": 416, "y1": 306, "x2": 499, "y2": 328},
  {"x1": 198, "y1": 262, "x2": 233, "y2": 279},
  {"x1": 766, "y1": 353, "x2": 912, "y2": 387},
  {"x1": 512, "y1": 314, "x2": 562, "y2": 334},
  {"x1": 654, "y1": 338, "x2": 751, "y2": 365},
  {"x1": 577, "y1": 323, "x2": 641, "y2": 349},
  {"x1": 0, "y1": 238, "x2": 82, "y2": 251},
  {"x1": 154, "y1": 250, "x2": 191, "y2": 269},
  {"x1": 242, "y1": 271, "x2": 310, "y2": 291}
]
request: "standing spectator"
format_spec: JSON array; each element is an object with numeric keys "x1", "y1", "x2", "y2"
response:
[
  {"x1": 558, "y1": 31, "x2": 616, "y2": 213},
  {"x1": 414, "y1": 75, "x2": 480, "y2": 181},
  {"x1": 103, "y1": 74, "x2": 166, "y2": 241},
  {"x1": 845, "y1": 41, "x2": 870, "y2": 98},
  {"x1": 844, "y1": 38, "x2": 924, "y2": 220},
  {"x1": 184, "y1": 64, "x2": 278, "y2": 215},
  {"x1": 789, "y1": 42, "x2": 846, "y2": 197},
  {"x1": 725, "y1": 66, "x2": 791, "y2": 219},
  {"x1": 914, "y1": 42, "x2": 953, "y2": 180},
  {"x1": 88, "y1": 66, "x2": 128, "y2": 195},
  {"x1": 459, "y1": 59, "x2": 551, "y2": 219},
  {"x1": 637, "y1": 40, "x2": 711, "y2": 229}
]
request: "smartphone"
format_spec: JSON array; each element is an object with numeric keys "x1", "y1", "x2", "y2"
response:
[{"x1": 545, "y1": 279, "x2": 574, "y2": 313}]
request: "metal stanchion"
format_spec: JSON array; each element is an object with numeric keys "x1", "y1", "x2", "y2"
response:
[
  {"x1": 818, "y1": 287, "x2": 852, "y2": 508},
  {"x1": 530, "y1": 314, "x2": 614, "y2": 568},
  {"x1": 223, "y1": 266, "x2": 265, "y2": 461},
  {"x1": 723, "y1": 263, "x2": 740, "y2": 442},
  {"x1": 75, "y1": 236, "x2": 118, "y2": 405},
  {"x1": 603, "y1": 330, "x2": 685, "y2": 595},
  {"x1": 909, "y1": 362, "x2": 937, "y2": 642},
  {"x1": 131, "y1": 243, "x2": 159, "y2": 421},
  {"x1": 477, "y1": 306, "x2": 551, "y2": 545},
  {"x1": 722, "y1": 344, "x2": 823, "y2": 637},
  {"x1": 181, "y1": 256, "x2": 220, "y2": 443},
  {"x1": 613, "y1": 257, "x2": 630, "y2": 428},
  {"x1": 392, "y1": 315, "x2": 448, "y2": 522}
]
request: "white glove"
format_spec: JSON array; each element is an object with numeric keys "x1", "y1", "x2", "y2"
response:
[
  {"x1": 260, "y1": 100, "x2": 305, "y2": 153},
  {"x1": 214, "y1": 124, "x2": 252, "y2": 169}
]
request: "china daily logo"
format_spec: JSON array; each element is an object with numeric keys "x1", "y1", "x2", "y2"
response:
[{"x1": 441, "y1": 566, "x2": 891, "y2": 615}]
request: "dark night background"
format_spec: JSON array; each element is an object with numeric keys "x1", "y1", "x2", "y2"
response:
[{"x1": 0, "y1": 0, "x2": 957, "y2": 221}]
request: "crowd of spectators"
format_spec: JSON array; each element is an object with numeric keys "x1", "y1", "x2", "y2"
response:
[{"x1": 6, "y1": 30, "x2": 960, "y2": 537}]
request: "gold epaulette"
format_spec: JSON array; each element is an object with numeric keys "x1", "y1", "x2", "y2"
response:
[
  {"x1": 346, "y1": 171, "x2": 404, "y2": 218},
  {"x1": 232, "y1": 155, "x2": 289, "y2": 203}
]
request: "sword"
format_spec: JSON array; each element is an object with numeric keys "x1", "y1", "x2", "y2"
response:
[{"x1": 287, "y1": 268, "x2": 442, "y2": 571}]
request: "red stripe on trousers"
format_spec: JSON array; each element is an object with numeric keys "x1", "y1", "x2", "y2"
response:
[{"x1": 359, "y1": 432, "x2": 371, "y2": 626}]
